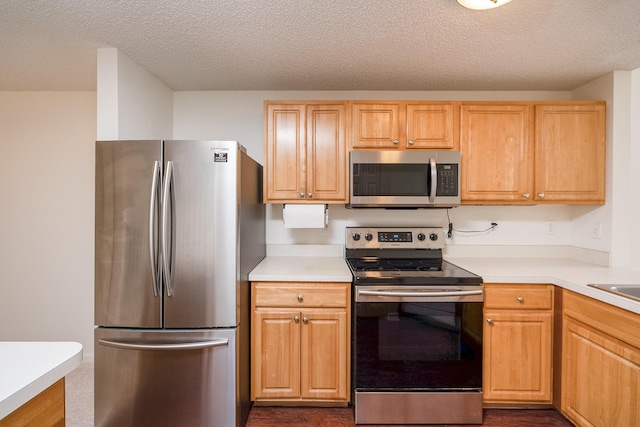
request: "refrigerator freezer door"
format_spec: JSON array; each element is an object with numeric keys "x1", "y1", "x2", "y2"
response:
[
  {"x1": 95, "y1": 328, "x2": 239, "y2": 427},
  {"x1": 163, "y1": 140, "x2": 240, "y2": 328},
  {"x1": 95, "y1": 140, "x2": 162, "y2": 328}
]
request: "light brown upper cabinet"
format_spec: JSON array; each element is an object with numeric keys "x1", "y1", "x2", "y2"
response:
[
  {"x1": 534, "y1": 103, "x2": 606, "y2": 204},
  {"x1": 460, "y1": 104, "x2": 534, "y2": 204},
  {"x1": 264, "y1": 102, "x2": 348, "y2": 203},
  {"x1": 461, "y1": 101, "x2": 605, "y2": 205},
  {"x1": 351, "y1": 102, "x2": 456, "y2": 150}
]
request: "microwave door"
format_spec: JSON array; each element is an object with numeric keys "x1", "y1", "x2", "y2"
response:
[{"x1": 348, "y1": 150, "x2": 461, "y2": 208}]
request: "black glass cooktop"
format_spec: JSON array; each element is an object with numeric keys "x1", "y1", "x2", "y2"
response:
[
  {"x1": 348, "y1": 258, "x2": 443, "y2": 272},
  {"x1": 345, "y1": 256, "x2": 482, "y2": 286}
]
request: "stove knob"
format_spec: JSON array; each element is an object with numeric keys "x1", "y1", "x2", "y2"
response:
[
  {"x1": 365, "y1": 233, "x2": 373, "y2": 241},
  {"x1": 429, "y1": 233, "x2": 439, "y2": 241},
  {"x1": 352, "y1": 233, "x2": 361, "y2": 241},
  {"x1": 417, "y1": 233, "x2": 426, "y2": 241}
]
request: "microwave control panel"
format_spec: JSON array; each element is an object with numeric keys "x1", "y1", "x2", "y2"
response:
[{"x1": 436, "y1": 164, "x2": 459, "y2": 196}]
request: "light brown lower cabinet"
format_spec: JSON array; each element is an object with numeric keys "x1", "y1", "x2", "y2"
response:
[
  {"x1": 0, "y1": 379, "x2": 65, "y2": 427},
  {"x1": 251, "y1": 281, "x2": 350, "y2": 405},
  {"x1": 561, "y1": 290, "x2": 640, "y2": 427},
  {"x1": 483, "y1": 284, "x2": 554, "y2": 404}
]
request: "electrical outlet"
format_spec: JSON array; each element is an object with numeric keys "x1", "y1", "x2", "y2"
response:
[
  {"x1": 546, "y1": 221, "x2": 555, "y2": 235},
  {"x1": 591, "y1": 222, "x2": 602, "y2": 239}
]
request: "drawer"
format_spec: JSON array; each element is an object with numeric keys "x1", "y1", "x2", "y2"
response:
[
  {"x1": 253, "y1": 282, "x2": 350, "y2": 308},
  {"x1": 484, "y1": 284, "x2": 553, "y2": 310}
]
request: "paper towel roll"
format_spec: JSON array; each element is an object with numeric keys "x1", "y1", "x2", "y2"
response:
[{"x1": 283, "y1": 204, "x2": 327, "y2": 229}]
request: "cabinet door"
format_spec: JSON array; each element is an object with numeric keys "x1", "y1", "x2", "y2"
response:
[
  {"x1": 406, "y1": 103, "x2": 455, "y2": 149},
  {"x1": 0, "y1": 379, "x2": 64, "y2": 427},
  {"x1": 562, "y1": 317, "x2": 640, "y2": 427},
  {"x1": 460, "y1": 104, "x2": 533, "y2": 203},
  {"x1": 534, "y1": 104, "x2": 605, "y2": 203},
  {"x1": 351, "y1": 103, "x2": 401, "y2": 148},
  {"x1": 300, "y1": 310, "x2": 348, "y2": 401},
  {"x1": 306, "y1": 104, "x2": 348, "y2": 202},
  {"x1": 264, "y1": 104, "x2": 305, "y2": 202},
  {"x1": 483, "y1": 311, "x2": 553, "y2": 403},
  {"x1": 252, "y1": 310, "x2": 301, "y2": 400}
]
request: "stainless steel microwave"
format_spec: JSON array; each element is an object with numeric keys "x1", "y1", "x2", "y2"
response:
[{"x1": 349, "y1": 150, "x2": 461, "y2": 208}]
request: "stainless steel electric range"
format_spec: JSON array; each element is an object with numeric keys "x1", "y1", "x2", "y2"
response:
[{"x1": 346, "y1": 226, "x2": 484, "y2": 425}]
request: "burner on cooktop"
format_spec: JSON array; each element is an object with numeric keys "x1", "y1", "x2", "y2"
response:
[
  {"x1": 417, "y1": 265, "x2": 440, "y2": 271},
  {"x1": 386, "y1": 260, "x2": 414, "y2": 267},
  {"x1": 362, "y1": 266, "x2": 400, "y2": 272}
]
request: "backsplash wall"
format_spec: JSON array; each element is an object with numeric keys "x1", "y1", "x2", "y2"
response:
[{"x1": 266, "y1": 204, "x2": 573, "y2": 245}]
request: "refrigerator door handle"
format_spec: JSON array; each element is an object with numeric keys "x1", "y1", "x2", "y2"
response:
[
  {"x1": 149, "y1": 160, "x2": 161, "y2": 297},
  {"x1": 99, "y1": 338, "x2": 229, "y2": 351},
  {"x1": 162, "y1": 160, "x2": 175, "y2": 296}
]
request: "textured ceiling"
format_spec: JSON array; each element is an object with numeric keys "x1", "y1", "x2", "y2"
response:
[{"x1": 1, "y1": 0, "x2": 639, "y2": 91}]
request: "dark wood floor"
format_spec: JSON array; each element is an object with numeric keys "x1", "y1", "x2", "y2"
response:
[{"x1": 246, "y1": 406, "x2": 574, "y2": 427}]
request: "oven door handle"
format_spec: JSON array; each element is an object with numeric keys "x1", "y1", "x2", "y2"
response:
[{"x1": 358, "y1": 289, "x2": 483, "y2": 297}]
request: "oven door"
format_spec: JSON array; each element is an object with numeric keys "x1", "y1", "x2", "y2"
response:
[{"x1": 352, "y1": 286, "x2": 483, "y2": 424}]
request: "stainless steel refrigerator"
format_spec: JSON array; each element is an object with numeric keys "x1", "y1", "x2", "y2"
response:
[{"x1": 94, "y1": 140, "x2": 265, "y2": 427}]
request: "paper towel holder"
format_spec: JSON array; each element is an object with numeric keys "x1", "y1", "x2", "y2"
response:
[{"x1": 282, "y1": 203, "x2": 328, "y2": 229}]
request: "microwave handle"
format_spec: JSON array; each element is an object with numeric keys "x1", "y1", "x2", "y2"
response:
[{"x1": 429, "y1": 157, "x2": 437, "y2": 204}]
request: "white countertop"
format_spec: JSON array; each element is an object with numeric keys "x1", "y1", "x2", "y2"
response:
[
  {"x1": 448, "y1": 256, "x2": 640, "y2": 314},
  {"x1": 250, "y1": 254, "x2": 640, "y2": 315},
  {"x1": 0, "y1": 341, "x2": 83, "y2": 419},
  {"x1": 249, "y1": 256, "x2": 353, "y2": 282}
]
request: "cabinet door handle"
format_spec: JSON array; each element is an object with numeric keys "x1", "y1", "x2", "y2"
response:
[
  {"x1": 307, "y1": 192, "x2": 312, "y2": 198},
  {"x1": 408, "y1": 139, "x2": 415, "y2": 145},
  {"x1": 538, "y1": 193, "x2": 545, "y2": 198},
  {"x1": 297, "y1": 295, "x2": 303, "y2": 302},
  {"x1": 393, "y1": 139, "x2": 399, "y2": 145},
  {"x1": 299, "y1": 192, "x2": 305, "y2": 198},
  {"x1": 517, "y1": 296, "x2": 524, "y2": 303},
  {"x1": 523, "y1": 193, "x2": 530, "y2": 198},
  {"x1": 486, "y1": 318, "x2": 493, "y2": 325},
  {"x1": 294, "y1": 316, "x2": 300, "y2": 323},
  {"x1": 303, "y1": 317, "x2": 309, "y2": 324}
]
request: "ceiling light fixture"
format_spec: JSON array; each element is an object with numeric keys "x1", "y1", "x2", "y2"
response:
[{"x1": 456, "y1": 0, "x2": 512, "y2": 10}]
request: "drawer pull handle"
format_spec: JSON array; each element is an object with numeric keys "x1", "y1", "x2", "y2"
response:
[
  {"x1": 297, "y1": 295, "x2": 303, "y2": 302},
  {"x1": 517, "y1": 296, "x2": 524, "y2": 303},
  {"x1": 303, "y1": 317, "x2": 309, "y2": 324},
  {"x1": 486, "y1": 318, "x2": 493, "y2": 325},
  {"x1": 294, "y1": 316, "x2": 300, "y2": 323}
]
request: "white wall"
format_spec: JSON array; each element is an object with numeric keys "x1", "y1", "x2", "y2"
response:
[
  {"x1": 572, "y1": 71, "x2": 638, "y2": 267},
  {"x1": 0, "y1": 92, "x2": 96, "y2": 357},
  {"x1": 97, "y1": 48, "x2": 173, "y2": 140},
  {"x1": 569, "y1": 74, "x2": 616, "y2": 261},
  {"x1": 631, "y1": 69, "x2": 640, "y2": 267},
  {"x1": 173, "y1": 89, "x2": 600, "y2": 257}
]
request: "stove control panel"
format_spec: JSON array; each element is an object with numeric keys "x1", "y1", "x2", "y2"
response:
[
  {"x1": 346, "y1": 227, "x2": 445, "y2": 250},
  {"x1": 378, "y1": 231, "x2": 412, "y2": 242}
]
